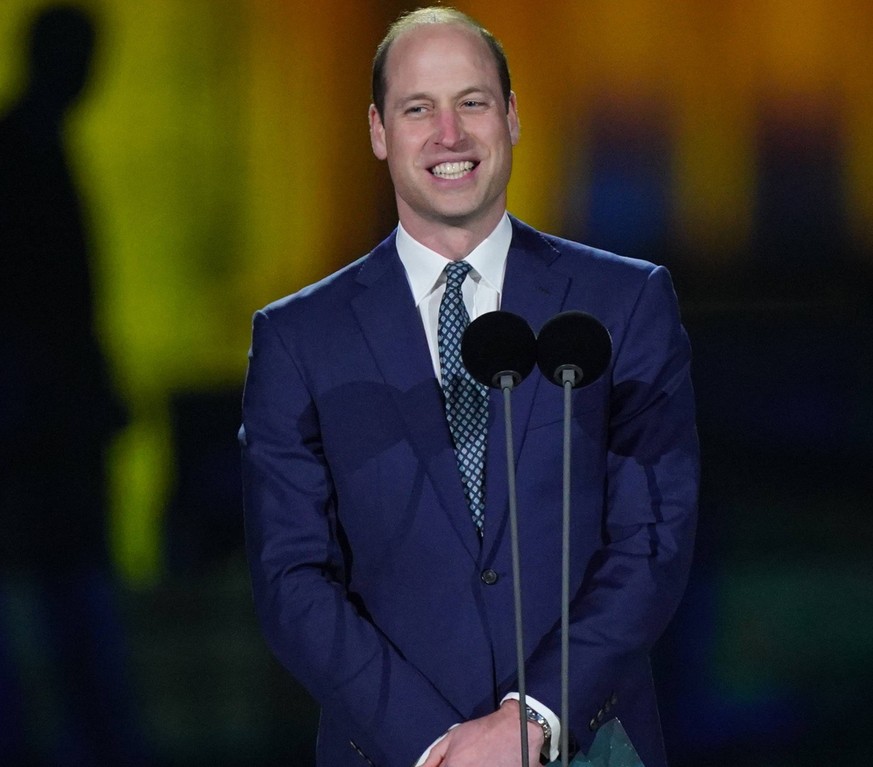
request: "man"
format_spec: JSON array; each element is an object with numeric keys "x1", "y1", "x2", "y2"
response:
[{"x1": 240, "y1": 7, "x2": 698, "y2": 767}]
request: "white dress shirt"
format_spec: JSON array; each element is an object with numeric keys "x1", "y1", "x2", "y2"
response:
[
  {"x1": 395, "y1": 214, "x2": 510, "y2": 381},
  {"x1": 395, "y1": 214, "x2": 562, "y2": 764}
]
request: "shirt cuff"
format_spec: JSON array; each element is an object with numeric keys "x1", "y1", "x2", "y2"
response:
[{"x1": 501, "y1": 692, "x2": 561, "y2": 763}]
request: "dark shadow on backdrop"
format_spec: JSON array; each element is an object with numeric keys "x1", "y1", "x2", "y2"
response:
[{"x1": 0, "y1": 6, "x2": 147, "y2": 765}]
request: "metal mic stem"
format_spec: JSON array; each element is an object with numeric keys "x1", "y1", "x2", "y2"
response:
[
  {"x1": 500, "y1": 372, "x2": 530, "y2": 764},
  {"x1": 561, "y1": 368, "x2": 574, "y2": 767}
]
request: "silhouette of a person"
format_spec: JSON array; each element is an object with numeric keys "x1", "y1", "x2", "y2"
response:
[{"x1": 0, "y1": 6, "x2": 145, "y2": 764}]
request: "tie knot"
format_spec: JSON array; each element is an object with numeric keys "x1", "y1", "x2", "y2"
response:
[{"x1": 444, "y1": 260, "x2": 472, "y2": 290}]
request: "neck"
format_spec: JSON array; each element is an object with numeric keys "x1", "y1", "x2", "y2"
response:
[{"x1": 397, "y1": 208, "x2": 505, "y2": 262}]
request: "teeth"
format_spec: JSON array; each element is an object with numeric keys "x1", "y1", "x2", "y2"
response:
[{"x1": 431, "y1": 161, "x2": 475, "y2": 179}]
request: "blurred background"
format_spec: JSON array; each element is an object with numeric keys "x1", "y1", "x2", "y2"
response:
[{"x1": 0, "y1": 0, "x2": 870, "y2": 765}]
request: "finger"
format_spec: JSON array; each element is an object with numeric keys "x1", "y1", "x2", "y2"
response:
[{"x1": 419, "y1": 741, "x2": 448, "y2": 767}]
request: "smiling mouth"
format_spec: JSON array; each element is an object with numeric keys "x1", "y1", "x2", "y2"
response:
[{"x1": 430, "y1": 160, "x2": 477, "y2": 180}]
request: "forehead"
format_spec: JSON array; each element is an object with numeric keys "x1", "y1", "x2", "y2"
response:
[{"x1": 384, "y1": 23, "x2": 499, "y2": 100}]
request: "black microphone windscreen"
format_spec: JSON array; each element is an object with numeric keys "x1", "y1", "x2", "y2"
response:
[
  {"x1": 537, "y1": 311, "x2": 612, "y2": 388},
  {"x1": 461, "y1": 311, "x2": 537, "y2": 388}
]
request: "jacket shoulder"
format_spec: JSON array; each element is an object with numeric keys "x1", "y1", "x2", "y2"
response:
[
  {"x1": 510, "y1": 216, "x2": 660, "y2": 292},
  {"x1": 542, "y1": 231, "x2": 658, "y2": 280}
]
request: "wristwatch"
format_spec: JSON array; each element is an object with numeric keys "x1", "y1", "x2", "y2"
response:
[{"x1": 524, "y1": 704, "x2": 552, "y2": 745}]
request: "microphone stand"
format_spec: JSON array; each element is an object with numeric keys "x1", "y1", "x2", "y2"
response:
[
  {"x1": 511, "y1": 363, "x2": 578, "y2": 767},
  {"x1": 500, "y1": 371, "x2": 530, "y2": 764},
  {"x1": 460, "y1": 310, "x2": 539, "y2": 765},
  {"x1": 560, "y1": 367, "x2": 577, "y2": 767},
  {"x1": 536, "y1": 309, "x2": 611, "y2": 767}
]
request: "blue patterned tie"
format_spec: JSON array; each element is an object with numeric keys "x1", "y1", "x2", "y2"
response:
[{"x1": 438, "y1": 261, "x2": 489, "y2": 534}]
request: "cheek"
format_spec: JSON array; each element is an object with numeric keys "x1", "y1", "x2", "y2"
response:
[
  {"x1": 488, "y1": 132, "x2": 514, "y2": 168},
  {"x1": 386, "y1": 154, "x2": 420, "y2": 193},
  {"x1": 387, "y1": 137, "x2": 424, "y2": 173}
]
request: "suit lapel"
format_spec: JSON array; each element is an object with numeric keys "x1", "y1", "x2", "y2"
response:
[
  {"x1": 350, "y1": 234, "x2": 481, "y2": 562},
  {"x1": 482, "y1": 218, "x2": 570, "y2": 554}
]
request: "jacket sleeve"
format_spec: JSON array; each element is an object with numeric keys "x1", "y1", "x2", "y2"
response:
[
  {"x1": 240, "y1": 308, "x2": 462, "y2": 767},
  {"x1": 523, "y1": 264, "x2": 699, "y2": 749}
]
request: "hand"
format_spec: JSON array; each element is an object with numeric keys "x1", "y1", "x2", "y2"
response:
[{"x1": 419, "y1": 700, "x2": 544, "y2": 767}]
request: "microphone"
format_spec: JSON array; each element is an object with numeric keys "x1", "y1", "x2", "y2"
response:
[
  {"x1": 461, "y1": 310, "x2": 537, "y2": 389},
  {"x1": 462, "y1": 310, "x2": 536, "y2": 762},
  {"x1": 536, "y1": 310, "x2": 611, "y2": 767},
  {"x1": 536, "y1": 310, "x2": 612, "y2": 388}
]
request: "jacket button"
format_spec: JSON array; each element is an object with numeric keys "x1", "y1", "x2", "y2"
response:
[{"x1": 480, "y1": 569, "x2": 499, "y2": 585}]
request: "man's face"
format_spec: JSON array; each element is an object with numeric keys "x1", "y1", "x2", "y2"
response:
[{"x1": 369, "y1": 23, "x2": 519, "y2": 237}]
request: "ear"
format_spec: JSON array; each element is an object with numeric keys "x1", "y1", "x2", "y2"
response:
[
  {"x1": 507, "y1": 91, "x2": 520, "y2": 146},
  {"x1": 369, "y1": 104, "x2": 388, "y2": 160}
]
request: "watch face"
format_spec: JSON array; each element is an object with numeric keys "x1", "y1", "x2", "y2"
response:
[{"x1": 525, "y1": 705, "x2": 551, "y2": 739}]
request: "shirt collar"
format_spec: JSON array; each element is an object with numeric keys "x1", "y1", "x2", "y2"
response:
[{"x1": 395, "y1": 213, "x2": 512, "y2": 306}]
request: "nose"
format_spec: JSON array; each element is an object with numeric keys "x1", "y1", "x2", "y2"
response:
[{"x1": 434, "y1": 108, "x2": 465, "y2": 148}]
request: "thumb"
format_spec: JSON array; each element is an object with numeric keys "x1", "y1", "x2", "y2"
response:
[{"x1": 419, "y1": 739, "x2": 448, "y2": 767}]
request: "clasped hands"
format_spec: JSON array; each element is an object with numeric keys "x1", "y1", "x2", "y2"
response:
[{"x1": 418, "y1": 699, "x2": 544, "y2": 767}]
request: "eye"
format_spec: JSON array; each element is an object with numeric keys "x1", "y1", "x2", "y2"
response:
[
  {"x1": 404, "y1": 104, "x2": 428, "y2": 116},
  {"x1": 461, "y1": 99, "x2": 487, "y2": 110}
]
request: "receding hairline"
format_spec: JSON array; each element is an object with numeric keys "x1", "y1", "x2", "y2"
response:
[{"x1": 371, "y1": 7, "x2": 511, "y2": 116}]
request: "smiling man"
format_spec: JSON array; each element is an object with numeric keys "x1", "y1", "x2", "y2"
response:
[
  {"x1": 368, "y1": 16, "x2": 518, "y2": 261},
  {"x1": 240, "y1": 7, "x2": 698, "y2": 767}
]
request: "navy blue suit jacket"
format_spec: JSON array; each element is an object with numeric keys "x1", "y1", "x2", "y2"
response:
[{"x1": 240, "y1": 217, "x2": 699, "y2": 767}]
